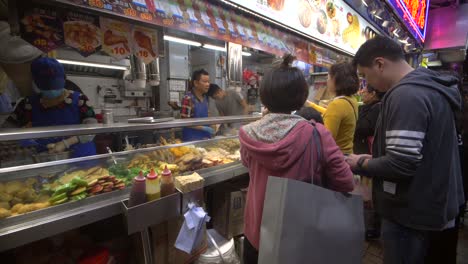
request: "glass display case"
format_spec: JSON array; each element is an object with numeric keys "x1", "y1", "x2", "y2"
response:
[{"x1": 0, "y1": 115, "x2": 259, "y2": 251}]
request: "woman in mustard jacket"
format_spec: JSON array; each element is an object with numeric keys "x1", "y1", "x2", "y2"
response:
[{"x1": 310, "y1": 62, "x2": 359, "y2": 154}]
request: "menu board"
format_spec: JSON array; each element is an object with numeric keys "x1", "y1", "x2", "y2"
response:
[
  {"x1": 64, "y1": 11, "x2": 102, "y2": 57},
  {"x1": 132, "y1": 26, "x2": 158, "y2": 64},
  {"x1": 100, "y1": 17, "x2": 133, "y2": 60},
  {"x1": 226, "y1": 0, "x2": 378, "y2": 54},
  {"x1": 20, "y1": 6, "x2": 64, "y2": 53},
  {"x1": 26, "y1": 0, "x2": 354, "y2": 67}
]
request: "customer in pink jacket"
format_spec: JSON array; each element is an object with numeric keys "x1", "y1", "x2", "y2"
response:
[{"x1": 239, "y1": 54, "x2": 355, "y2": 264}]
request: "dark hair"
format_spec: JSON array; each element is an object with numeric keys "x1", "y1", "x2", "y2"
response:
[
  {"x1": 189, "y1": 69, "x2": 209, "y2": 91},
  {"x1": 353, "y1": 36, "x2": 405, "y2": 67},
  {"x1": 329, "y1": 62, "x2": 359, "y2": 96},
  {"x1": 295, "y1": 107, "x2": 324, "y2": 124},
  {"x1": 207, "y1": 83, "x2": 222, "y2": 98},
  {"x1": 260, "y1": 54, "x2": 309, "y2": 113},
  {"x1": 366, "y1": 85, "x2": 385, "y2": 99}
]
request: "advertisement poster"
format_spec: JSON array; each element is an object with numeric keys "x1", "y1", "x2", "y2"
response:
[
  {"x1": 100, "y1": 17, "x2": 133, "y2": 60},
  {"x1": 63, "y1": 11, "x2": 102, "y2": 57},
  {"x1": 227, "y1": 0, "x2": 378, "y2": 54},
  {"x1": 132, "y1": 26, "x2": 158, "y2": 64},
  {"x1": 20, "y1": 5, "x2": 64, "y2": 53}
]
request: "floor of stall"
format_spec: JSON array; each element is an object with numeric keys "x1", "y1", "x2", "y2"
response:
[{"x1": 363, "y1": 211, "x2": 468, "y2": 264}]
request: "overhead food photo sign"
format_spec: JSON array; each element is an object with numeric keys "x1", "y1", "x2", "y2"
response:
[
  {"x1": 385, "y1": 0, "x2": 429, "y2": 42},
  {"x1": 224, "y1": 0, "x2": 380, "y2": 54}
]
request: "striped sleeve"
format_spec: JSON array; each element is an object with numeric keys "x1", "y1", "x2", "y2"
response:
[
  {"x1": 367, "y1": 87, "x2": 429, "y2": 180},
  {"x1": 385, "y1": 130, "x2": 425, "y2": 161}
]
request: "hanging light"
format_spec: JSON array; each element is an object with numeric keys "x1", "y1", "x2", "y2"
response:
[
  {"x1": 163, "y1": 35, "x2": 202, "y2": 47},
  {"x1": 203, "y1": 44, "x2": 226, "y2": 52}
]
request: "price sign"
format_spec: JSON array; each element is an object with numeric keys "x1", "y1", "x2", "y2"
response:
[
  {"x1": 132, "y1": 26, "x2": 158, "y2": 64},
  {"x1": 89, "y1": 0, "x2": 104, "y2": 9},
  {"x1": 124, "y1": 8, "x2": 137, "y2": 17},
  {"x1": 20, "y1": 5, "x2": 64, "y2": 52},
  {"x1": 139, "y1": 12, "x2": 153, "y2": 21},
  {"x1": 64, "y1": 12, "x2": 102, "y2": 57},
  {"x1": 100, "y1": 17, "x2": 132, "y2": 60}
]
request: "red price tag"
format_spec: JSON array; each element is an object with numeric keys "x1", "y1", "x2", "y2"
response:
[
  {"x1": 33, "y1": 38, "x2": 47, "y2": 47},
  {"x1": 113, "y1": 46, "x2": 126, "y2": 55},
  {"x1": 124, "y1": 8, "x2": 137, "y2": 17},
  {"x1": 89, "y1": 0, "x2": 104, "y2": 8},
  {"x1": 139, "y1": 13, "x2": 153, "y2": 21},
  {"x1": 138, "y1": 50, "x2": 149, "y2": 58}
]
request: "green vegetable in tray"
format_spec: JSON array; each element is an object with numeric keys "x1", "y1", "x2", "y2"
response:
[
  {"x1": 49, "y1": 192, "x2": 68, "y2": 203},
  {"x1": 71, "y1": 193, "x2": 87, "y2": 201},
  {"x1": 51, "y1": 197, "x2": 69, "y2": 205},
  {"x1": 71, "y1": 177, "x2": 88, "y2": 188},
  {"x1": 109, "y1": 164, "x2": 130, "y2": 178},
  {"x1": 52, "y1": 183, "x2": 76, "y2": 197}
]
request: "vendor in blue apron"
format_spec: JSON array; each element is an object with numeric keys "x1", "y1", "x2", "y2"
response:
[
  {"x1": 180, "y1": 69, "x2": 216, "y2": 142},
  {"x1": 13, "y1": 57, "x2": 97, "y2": 159}
]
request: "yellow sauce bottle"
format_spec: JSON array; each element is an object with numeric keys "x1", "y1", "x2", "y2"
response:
[{"x1": 146, "y1": 169, "x2": 161, "y2": 201}]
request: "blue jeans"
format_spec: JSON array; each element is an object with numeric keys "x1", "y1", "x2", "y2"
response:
[{"x1": 382, "y1": 219, "x2": 430, "y2": 264}]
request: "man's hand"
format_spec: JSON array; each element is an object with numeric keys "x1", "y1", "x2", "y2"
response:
[{"x1": 346, "y1": 154, "x2": 372, "y2": 171}]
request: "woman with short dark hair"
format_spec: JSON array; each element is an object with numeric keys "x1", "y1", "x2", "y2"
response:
[
  {"x1": 239, "y1": 54, "x2": 354, "y2": 264},
  {"x1": 311, "y1": 62, "x2": 359, "y2": 154}
]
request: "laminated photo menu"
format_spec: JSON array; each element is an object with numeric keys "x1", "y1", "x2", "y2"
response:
[
  {"x1": 100, "y1": 17, "x2": 133, "y2": 60},
  {"x1": 63, "y1": 11, "x2": 102, "y2": 57},
  {"x1": 132, "y1": 26, "x2": 158, "y2": 64}
]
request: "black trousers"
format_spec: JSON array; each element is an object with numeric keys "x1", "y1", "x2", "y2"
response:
[{"x1": 243, "y1": 237, "x2": 259, "y2": 264}]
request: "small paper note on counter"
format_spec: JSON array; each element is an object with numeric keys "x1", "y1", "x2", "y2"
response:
[{"x1": 175, "y1": 203, "x2": 210, "y2": 254}]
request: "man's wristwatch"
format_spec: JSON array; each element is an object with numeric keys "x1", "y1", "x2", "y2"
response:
[{"x1": 357, "y1": 156, "x2": 369, "y2": 170}]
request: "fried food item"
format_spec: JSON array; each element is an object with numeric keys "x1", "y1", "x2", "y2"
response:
[
  {"x1": 0, "y1": 182, "x2": 4, "y2": 193},
  {"x1": 0, "y1": 202, "x2": 10, "y2": 210},
  {"x1": 5, "y1": 181, "x2": 24, "y2": 195},
  {"x1": 11, "y1": 203, "x2": 24, "y2": 214},
  {"x1": 104, "y1": 30, "x2": 130, "y2": 52},
  {"x1": 175, "y1": 172, "x2": 204, "y2": 193},
  {"x1": 134, "y1": 30, "x2": 156, "y2": 57},
  {"x1": 64, "y1": 22, "x2": 99, "y2": 47},
  {"x1": 267, "y1": 0, "x2": 285, "y2": 11},
  {"x1": 326, "y1": 2, "x2": 336, "y2": 18},
  {"x1": 342, "y1": 15, "x2": 361, "y2": 49},
  {"x1": 21, "y1": 14, "x2": 62, "y2": 42},
  {"x1": 0, "y1": 208, "x2": 11, "y2": 219},
  {"x1": 15, "y1": 202, "x2": 50, "y2": 215},
  {"x1": 0, "y1": 192, "x2": 12, "y2": 202},
  {"x1": 298, "y1": 0, "x2": 313, "y2": 28},
  {"x1": 16, "y1": 189, "x2": 38, "y2": 203}
]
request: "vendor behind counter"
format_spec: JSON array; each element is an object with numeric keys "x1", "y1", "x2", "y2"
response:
[{"x1": 12, "y1": 57, "x2": 97, "y2": 160}]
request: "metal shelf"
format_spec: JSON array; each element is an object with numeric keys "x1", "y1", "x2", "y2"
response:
[
  {"x1": 0, "y1": 162, "x2": 248, "y2": 252},
  {"x1": 0, "y1": 115, "x2": 260, "y2": 141}
]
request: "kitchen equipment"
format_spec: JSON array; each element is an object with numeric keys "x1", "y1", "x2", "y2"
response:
[{"x1": 102, "y1": 109, "x2": 114, "y2": 124}]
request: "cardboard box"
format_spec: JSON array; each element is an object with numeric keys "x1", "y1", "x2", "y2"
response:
[{"x1": 212, "y1": 187, "x2": 247, "y2": 240}]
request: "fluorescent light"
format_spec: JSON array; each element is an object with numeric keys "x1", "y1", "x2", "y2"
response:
[
  {"x1": 398, "y1": 37, "x2": 409, "y2": 44},
  {"x1": 163, "y1": 35, "x2": 201, "y2": 46},
  {"x1": 362, "y1": 0, "x2": 368, "y2": 7},
  {"x1": 242, "y1": 52, "x2": 251, "y2": 56},
  {"x1": 57, "y1": 59, "x2": 128, "y2": 70},
  {"x1": 203, "y1": 44, "x2": 226, "y2": 52}
]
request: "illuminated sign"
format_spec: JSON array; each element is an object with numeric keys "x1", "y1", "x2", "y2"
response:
[
  {"x1": 222, "y1": 0, "x2": 379, "y2": 55},
  {"x1": 386, "y1": 0, "x2": 430, "y2": 42}
]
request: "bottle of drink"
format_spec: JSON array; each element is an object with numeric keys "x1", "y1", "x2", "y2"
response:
[
  {"x1": 146, "y1": 168, "x2": 161, "y2": 201},
  {"x1": 160, "y1": 166, "x2": 175, "y2": 197},
  {"x1": 128, "y1": 171, "x2": 147, "y2": 207}
]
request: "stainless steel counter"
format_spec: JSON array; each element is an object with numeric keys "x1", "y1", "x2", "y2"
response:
[
  {"x1": 0, "y1": 115, "x2": 260, "y2": 141},
  {"x1": 0, "y1": 162, "x2": 248, "y2": 252}
]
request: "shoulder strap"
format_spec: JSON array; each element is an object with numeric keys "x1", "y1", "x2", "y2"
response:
[
  {"x1": 310, "y1": 121, "x2": 325, "y2": 186},
  {"x1": 341, "y1": 97, "x2": 358, "y2": 121}
]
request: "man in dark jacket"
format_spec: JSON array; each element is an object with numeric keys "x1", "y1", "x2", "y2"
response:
[{"x1": 346, "y1": 36, "x2": 465, "y2": 264}]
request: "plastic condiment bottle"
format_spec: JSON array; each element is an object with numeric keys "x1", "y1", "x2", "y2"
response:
[
  {"x1": 146, "y1": 169, "x2": 161, "y2": 201},
  {"x1": 128, "y1": 171, "x2": 147, "y2": 207},
  {"x1": 160, "y1": 166, "x2": 175, "y2": 197}
]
